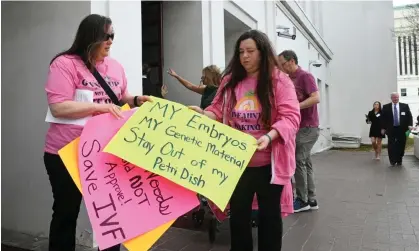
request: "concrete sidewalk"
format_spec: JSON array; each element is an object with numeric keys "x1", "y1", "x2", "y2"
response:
[
  {"x1": 3, "y1": 150, "x2": 419, "y2": 251},
  {"x1": 150, "y1": 151, "x2": 419, "y2": 251}
]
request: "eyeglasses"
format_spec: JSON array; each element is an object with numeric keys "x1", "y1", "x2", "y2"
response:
[{"x1": 104, "y1": 33, "x2": 115, "y2": 41}]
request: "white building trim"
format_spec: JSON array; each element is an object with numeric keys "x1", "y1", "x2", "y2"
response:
[
  {"x1": 276, "y1": 0, "x2": 333, "y2": 62},
  {"x1": 224, "y1": 1, "x2": 257, "y2": 29}
]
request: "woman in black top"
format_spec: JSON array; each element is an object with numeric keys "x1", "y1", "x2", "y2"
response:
[
  {"x1": 167, "y1": 65, "x2": 221, "y2": 109},
  {"x1": 366, "y1": 101, "x2": 385, "y2": 160},
  {"x1": 142, "y1": 64, "x2": 167, "y2": 98}
]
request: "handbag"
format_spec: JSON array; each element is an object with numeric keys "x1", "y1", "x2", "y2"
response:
[{"x1": 87, "y1": 63, "x2": 121, "y2": 106}]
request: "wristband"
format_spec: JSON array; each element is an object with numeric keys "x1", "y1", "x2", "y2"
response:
[
  {"x1": 133, "y1": 96, "x2": 139, "y2": 107},
  {"x1": 265, "y1": 134, "x2": 272, "y2": 144}
]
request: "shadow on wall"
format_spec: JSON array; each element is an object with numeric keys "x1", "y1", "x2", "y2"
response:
[
  {"x1": 1, "y1": 1, "x2": 93, "y2": 242},
  {"x1": 224, "y1": 9, "x2": 251, "y2": 66}
]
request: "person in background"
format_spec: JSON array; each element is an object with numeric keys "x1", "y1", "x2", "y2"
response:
[
  {"x1": 167, "y1": 65, "x2": 221, "y2": 109},
  {"x1": 142, "y1": 64, "x2": 167, "y2": 98},
  {"x1": 380, "y1": 92, "x2": 413, "y2": 166},
  {"x1": 277, "y1": 50, "x2": 320, "y2": 213},
  {"x1": 167, "y1": 65, "x2": 222, "y2": 223},
  {"x1": 366, "y1": 101, "x2": 385, "y2": 160},
  {"x1": 189, "y1": 30, "x2": 300, "y2": 251},
  {"x1": 44, "y1": 14, "x2": 150, "y2": 251}
]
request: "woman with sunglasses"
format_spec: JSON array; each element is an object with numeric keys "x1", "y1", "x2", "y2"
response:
[{"x1": 44, "y1": 14, "x2": 150, "y2": 251}]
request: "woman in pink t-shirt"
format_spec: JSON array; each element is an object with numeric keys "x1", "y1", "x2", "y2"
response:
[
  {"x1": 190, "y1": 30, "x2": 300, "y2": 251},
  {"x1": 44, "y1": 14, "x2": 150, "y2": 251}
]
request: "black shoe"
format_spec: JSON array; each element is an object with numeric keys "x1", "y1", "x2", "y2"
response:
[
  {"x1": 293, "y1": 198, "x2": 310, "y2": 212},
  {"x1": 397, "y1": 162, "x2": 402, "y2": 166},
  {"x1": 309, "y1": 199, "x2": 319, "y2": 210},
  {"x1": 390, "y1": 162, "x2": 396, "y2": 166}
]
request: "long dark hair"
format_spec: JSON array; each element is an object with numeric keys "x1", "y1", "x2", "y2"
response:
[
  {"x1": 221, "y1": 29, "x2": 280, "y2": 128},
  {"x1": 372, "y1": 101, "x2": 382, "y2": 113},
  {"x1": 50, "y1": 14, "x2": 112, "y2": 71}
]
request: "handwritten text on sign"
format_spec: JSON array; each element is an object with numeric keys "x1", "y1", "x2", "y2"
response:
[
  {"x1": 79, "y1": 110, "x2": 199, "y2": 250},
  {"x1": 104, "y1": 98, "x2": 257, "y2": 210}
]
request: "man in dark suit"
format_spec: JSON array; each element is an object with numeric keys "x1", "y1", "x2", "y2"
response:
[{"x1": 381, "y1": 92, "x2": 413, "y2": 166}]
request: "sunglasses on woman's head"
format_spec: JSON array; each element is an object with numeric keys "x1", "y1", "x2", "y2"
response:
[{"x1": 104, "y1": 33, "x2": 115, "y2": 41}]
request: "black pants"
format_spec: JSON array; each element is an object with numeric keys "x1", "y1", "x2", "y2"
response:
[
  {"x1": 44, "y1": 152, "x2": 121, "y2": 251},
  {"x1": 387, "y1": 127, "x2": 407, "y2": 164},
  {"x1": 229, "y1": 165, "x2": 284, "y2": 251}
]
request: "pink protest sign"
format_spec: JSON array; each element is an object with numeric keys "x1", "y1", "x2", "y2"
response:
[{"x1": 78, "y1": 109, "x2": 199, "y2": 249}]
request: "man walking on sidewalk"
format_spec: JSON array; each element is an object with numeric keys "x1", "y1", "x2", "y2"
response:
[
  {"x1": 278, "y1": 50, "x2": 320, "y2": 213},
  {"x1": 380, "y1": 92, "x2": 413, "y2": 166}
]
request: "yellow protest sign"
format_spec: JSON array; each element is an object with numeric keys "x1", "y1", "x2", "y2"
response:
[
  {"x1": 104, "y1": 97, "x2": 257, "y2": 210},
  {"x1": 58, "y1": 104, "x2": 174, "y2": 251}
]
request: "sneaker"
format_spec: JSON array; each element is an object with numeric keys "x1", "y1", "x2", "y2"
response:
[
  {"x1": 293, "y1": 198, "x2": 310, "y2": 213},
  {"x1": 309, "y1": 199, "x2": 319, "y2": 210}
]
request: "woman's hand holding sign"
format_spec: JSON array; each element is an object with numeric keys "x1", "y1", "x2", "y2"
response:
[
  {"x1": 188, "y1": 106, "x2": 218, "y2": 120},
  {"x1": 94, "y1": 104, "x2": 124, "y2": 119},
  {"x1": 188, "y1": 106, "x2": 204, "y2": 114},
  {"x1": 256, "y1": 130, "x2": 279, "y2": 151}
]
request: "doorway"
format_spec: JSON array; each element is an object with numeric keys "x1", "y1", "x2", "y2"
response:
[{"x1": 142, "y1": 1, "x2": 163, "y2": 88}]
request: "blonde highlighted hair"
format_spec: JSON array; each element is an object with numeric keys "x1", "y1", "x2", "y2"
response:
[{"x1": 202, "y1": 65, "x2": 222, "y2": 88}]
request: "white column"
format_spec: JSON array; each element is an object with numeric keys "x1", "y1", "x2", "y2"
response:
[
  {"x1": 92, "y1": 0, "x2": 143, "y2": 95},
  {"x1": 265, "y1": 0, "x2": 277, "y2": 48},
  {"x1": 91, "y1": 0, "x2": 108, "y2": 16},
  {"x1": 202, "y1": 0, "x2": 226, "y2": 69}
]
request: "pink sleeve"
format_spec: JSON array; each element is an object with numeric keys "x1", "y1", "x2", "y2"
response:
[
  {"x1": 121, "y1": 66, "x2": 129, "y2": 97},
  {"x1": 271, "y1": 73, "x2": 301, "y2": 144},
  {"x1": 204, "y1": 76, "x2": 230, "y2": 122},
  {"x1": 45, "y1": 57, "x2": 76, "y2": 104}
]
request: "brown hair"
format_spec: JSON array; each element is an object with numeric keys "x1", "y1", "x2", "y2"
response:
[
  {"x1": 202, "y1": 65, "x2": 222, "y2": 88},
  {"x1": 50, "y1": 14, "x2": 112, "y2": 72},
  {"x1": 221, "y1": 29, "x2": 280, "y2": 128}
]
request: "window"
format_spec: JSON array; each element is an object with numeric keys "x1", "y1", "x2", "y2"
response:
[
  {"x1": 397, "y1": 34, "x2": 418, "y2": 76},
  {"x1": 317, "y1": 78, "x2": 323, "y2": 126},
  {"x1": 325, "y1": 84, "x2": 330, "y2": 126},
  {"x1": 398, "y1": 36, "x2": 402, "y2": 75},
  {"x1": 401, "y1": 88, "x2": 407, "y2": 97},
  {"x1": 404, "y1": 36, "x2": 408, "y2": 75},
  {"x1": 409, "y1": 36, "x2": 413, "y2": 74},
  {"x1": 414, "y1": 34, "x2": 418, "y2": 75}
]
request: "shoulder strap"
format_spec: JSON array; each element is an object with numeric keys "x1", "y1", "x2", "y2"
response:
[{"x1": 87, "y1": 63, "x2": 121, "y2": 106}]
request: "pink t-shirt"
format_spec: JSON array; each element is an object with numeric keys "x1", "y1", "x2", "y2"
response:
[
  {"x1": 44, "y1": 55, "x2": 128, "y2": 154},
  {"x1": 206, "y1": 76, "x2": 271, "y2": 167}
]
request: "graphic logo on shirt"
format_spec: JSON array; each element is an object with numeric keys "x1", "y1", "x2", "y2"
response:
[
  {"x1": 234, "y1": 90, "x2": 260, "y2": 111},
  {"x1": 230, "y1": 90, "x2": 262, "y2": 131},
  {"x1": 81, "y1": 77, "x2": 122, "y2": 104}
]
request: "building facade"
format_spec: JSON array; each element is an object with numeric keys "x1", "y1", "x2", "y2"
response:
[
  {"x1": 1, "y1": 0, "x2": 396, "y2": 248},
  {"x1": 394, "y1": 4, "x2": 419, "y2": 124}
]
